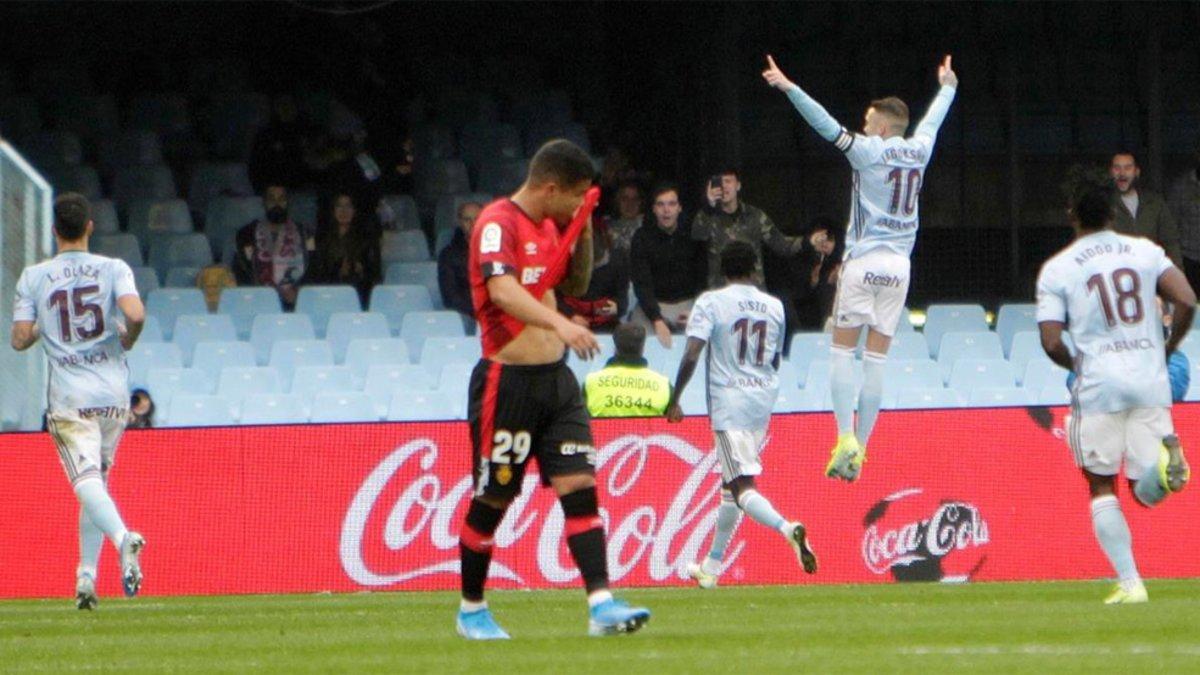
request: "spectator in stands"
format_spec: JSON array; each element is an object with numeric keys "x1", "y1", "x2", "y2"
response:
[
  {"x1": 233, "y1": 185, "x2": 312, "y2": 310},
  {"x1": 304, "y1": 193, "x2": 382, "y2": 307},
  {"x1": 583, "y1": 323, "x2": 671, "y2": 418},
  {"x1": 558, "y1": 219, "x2": 629, "y2": 333},
  {"x1": 325, "y1": 128, "x2": 388, "y2": 232},
  {"x1": 692, "y1": 169, "x2": 804, "y2": 289},
  {"x1": 1168, "y1": 146, "x2": 1200, "y2": 292},
  {"x1": 1110, "y1": 151, "x2": 1182, "y2": 266},
  {"x1": 197, "y1": 264, "x2": 236, "y2": 312},
  {"x1": 127, "y1": 389, "x2": 154, "y2": 429},
  {"x1": 607, "y1": 180, "x2": 644, "y2": 260},
  {"x1": 438, "y1": 200, "x2": 482, "y2": 320},
  {"x1": 630, "y1": 183, "x2": 706, "y2": 347},
  {"x1": 248, "y1": 94, "x2": 315, "y2": 192},
  {"x1": 792, "y1": 216, "x2": 844, "y2": 331}
]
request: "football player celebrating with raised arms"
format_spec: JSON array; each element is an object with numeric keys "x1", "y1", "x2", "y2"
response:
[
  {"x1": 457, "y1": 139, "x2": 651, "y2": 639},
  {"x1": 763, "y1": 54, "x2": 957, "y2": 482}
]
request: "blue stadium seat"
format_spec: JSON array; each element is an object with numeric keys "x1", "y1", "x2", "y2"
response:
[
  {"x1": 128, "y1": 93, "x2": 191, "y2": 135},
  {"x1": 967, "y1": 387, "x2": 1037, "y2": 408},
  {"x1": 458, "y1": 122, "x2": 522, "y2": 169},
  {"x1": 290, "y1": 365, "x2": 356, "y2": 399},
  {"x1": 99, "y1": 129, "x2": 163, "y2": 171},
  {"x1": 387, "y1": 389, "x2": 463, "y2": 421},
  {"x1": 947, "y1": 358, "x2": 1016, "y2": 391},
  {"x1": 172, "y1": 314, "x2": 237, "y2": 366},
  {"x1": 94, "y1": 234, "x2": 144, "y2": 267},
  {"x1": 186, "y1": 164, "x2": 254, "y2": 218},
  {"x1": 218, "y1": 287, "x2": 282, "y2": 339},
  {"x1": 191, "y1": 340, "x2": 255, "y2": 382},
  {"x1": 383, "y1": 264, "x2": 441, "y2": 306},
  {"x1": 217, "y1": 366, "x2": 283, "y2": 406},
  {"x1": 643, "y1": 341, "x2": 688, "y2": 375},
  {"x1": 345, "y1": 338, "x2": 412, "y2": 388},
  {"x1": 326, "y1": 312, "x2": 391, "y2": 362},
  {"x1": 434, "y1": 228, "x2": 457, "y2": 256},
  {"x1": 773, "y1": 357, "x2": 801, "y2": 391},
  {"x1": 268, "y1": 339, "x2": 334, "y2": 388},
  {"x1": 145, "y1": 288, "x2": 207, "y2": 340},
  {"x1": 1022, "y1": 359, "x2": 1069, "y2": 392},
  {"x1": 146, "y1": 367, "x2": 215, "y2": 409},
  {"x1": 381, "y1": 230, "x2": 431, "y2": 265},
  {"x1": 1038, "y1": 385, "x2": 1071, "y2": 406},
  {"x1": 923, "y1": 304, "x2": 988, "y2": 358},
  {"x1": 895, "y1": 308, "x2": 916, "y2": 333},
  {"x1": 886, "y1": 332, "x2": 930, "y2": 361},
  {"x1": 1178, "y1": 332, "x2": 1200, "y2": 361},
  {"x1": 882, "y1": 359, "x2": 944, "y2": 399},
  {"x1": 250, "y1": 313, "x2": 315, "y2": 365},
  {"x1": 678, "y1": 384, "x2": 707, "y2": 416},
  {"x1": 419, "y1": 336, "x2": 482, "y2": 377},
  {"x1": 476, "y1": 158, "x2": 529, "y2": 195},
  {"x1": 996, "y1": 303, "x2": 1037, "y2": 356},
  {"x1": 415, "y1": 159, "x2": 471, "y2": 203},
  {"x1": 1008, "y1": 331, "x2": 1045, "y2": 378},
  {"x1": 90, "y1": 199, "x2": 120, "y2": 234},
  {"x1": 365, "y1": 365, "x2": 438, "y2": 413},
  {"x1": 138, "y1": 198, "x2": 194, "y2": 238},
  {"x1": 311, "y1": 392, "x2": 379, "y2": 423},
  {"x1": 204, "y1": 196, "x2": 264, "y2": 256},
  {"x1": 164, "y1": 394, "x2": 236, "y2": 428},
  {"x1": 789, "y1": 332, "x2": 833, "y2": 377},
  {"x1": 239, "y1": 393, "x2": 308, "y2": 426},
  {"x1": 434, "y1": 192, "x2": 492, "y2": 232},
  {"x1": 112, "y1": 164, "x2": 176, "y2": 204},
  {"x1": 438, "y1": 362, "x2": 475, "y2": 398},
  {"x1": 894, "y1": 388, "x2": 964, "y2": 410},
  {"x1": 400, "y1": 311, "x2": 468, "y2": 356},
  {"x1": 163, "y1": 266, "x2": 200, "y2": 288},
  {"x1": 295, "y1": 285, "x2": 361, "y2": 338},
  {"x1": 138, "y1": 315, "x2": 164, "y2": 343},
  {"x1": 148, "y1": 233, "x2": 212, "y2": 279},
  {"x1": 380, "y1": 194, "x2": 422, "y2": 231},
  {"x1": 131, "y1": 266, "x2": 159, "y2": 297},
  {"x1": 370, "y1": 285, "x2": 434, "y2": 334},
  {"x1": 801, "y1": 359, "x2": 863, "y2": 394},
  {"x1": 289, "y1": 191, "x2": 319, "y2": 230},
  {"x1": 937, "y1": 332, "x2": 1004, "y2": 372}
]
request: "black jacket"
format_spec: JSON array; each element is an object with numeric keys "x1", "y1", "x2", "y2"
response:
[
  {"x1": 438, "y1": 228, "x2": 473, "y2": 317},
  {"x1": 629, "y1": 218, "x2": 707, "y2": 322}
]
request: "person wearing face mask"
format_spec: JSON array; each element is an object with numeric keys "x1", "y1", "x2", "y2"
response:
[
  {"x1": 233, "y1": 185, "x2": 313, "y2": 310},
  {"x1": 1168, "y1": 146, "x2": 1200, "y2": 293},
  {"x1": 1110, "y1": 151, "x2": 1182, "y2": 267}
]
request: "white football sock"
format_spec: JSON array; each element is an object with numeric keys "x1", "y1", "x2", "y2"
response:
[
  {"x1": 830, "y1": 345, "x2": 857, "y2": 436},
  {"x1": 857, "y1": 350, "x2": 886, "y2": 446},
  {"x1": 1091, "y1": 495, "x2": 1140, "y2": 583},
  {"x1": 78, "y1": 505, "x2": 103, "y2": 579},
  {"x1": 702, "y1": 491, "x2": 742, "y2": 575},
  {"x1": 737, "y1": 489, "x2": 789, "y2": 536},
  {"x1": 73, "y1": 478, "x2": 128, "y2": 552}
]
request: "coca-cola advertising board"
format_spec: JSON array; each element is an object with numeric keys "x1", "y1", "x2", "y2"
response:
[{"x1": 2, "y1": 405, "x2": 1199, "y2": 598}]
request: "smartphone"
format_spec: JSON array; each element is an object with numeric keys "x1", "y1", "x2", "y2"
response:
[{"x1": 709, "y1": 176, "x2": 722, "y2": 190}]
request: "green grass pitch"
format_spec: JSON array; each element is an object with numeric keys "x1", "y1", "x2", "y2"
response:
[{"x1": 3, "y1": 581, "x2": 1198, "y2": 672}]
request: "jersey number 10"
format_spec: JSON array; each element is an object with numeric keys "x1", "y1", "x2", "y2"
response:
[
  {"x1": 48, "y1": 285, "x2": 105, "y2": 343},
  {"x1": 1086, "y1": 268, "x2": 1144, "y2": 328},
  {"x1": 886, "y1": 168, "x2": 922, "y2": 217}
]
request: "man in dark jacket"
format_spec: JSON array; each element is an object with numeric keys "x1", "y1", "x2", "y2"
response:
[
  {"x1": 1111, "y1": 152, "x2": 1182, "y2": 266},
  {"x1": 630, "y1": 184, "x2": 707, "y2": 347},
  {"x1": 438, "y1": 201, "x2": 482, "y2": 318}
]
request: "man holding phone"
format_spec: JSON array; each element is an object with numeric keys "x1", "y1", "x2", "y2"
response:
[{"x1": 691, "y1": 169, "x2": 805, "y2": 290}]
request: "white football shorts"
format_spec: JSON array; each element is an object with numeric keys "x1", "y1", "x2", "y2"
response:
[
  {"x1": 1065, "y1": 406, "x2": 1173, "y2": 479},
  {"x1": 832, "y1": 249, "x2": 911, "y2": 337},
  {"x1": 47, "y1": 407, "x2": 128, "y2": 487},
  {"x1": 713, "y1": 429, "x2": 767, "y2": 483}
]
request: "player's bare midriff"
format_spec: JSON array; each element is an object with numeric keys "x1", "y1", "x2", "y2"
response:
[{"x1": 491, "y1": 288, "x2": 568, "y2": 366}]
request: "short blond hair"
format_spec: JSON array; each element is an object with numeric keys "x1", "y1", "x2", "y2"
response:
[{"x1": 870, "y1": 97, "x2": 910, "y2": 132}]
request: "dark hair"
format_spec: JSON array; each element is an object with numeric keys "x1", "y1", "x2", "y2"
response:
[
  {"x1": 720, "y1": 240, "x2": 757, "y2": 280},
  {"x1": 1072, "y1": 185, "x2": 1114, "y2": 231},
  {"x1": 870, "y1": 96, "x2": 910, "y2": 129},
  {"x1": 1112, "y1": 150, "x2": 1139, "y2": 166},
  {"x1": 616, "y1": 180, "x2": 642, "y2": 196},
  {"x1": 651, "y1": 182, "x2": 680, "y2": 202},
  {"x1": 713, "y1": 168, "x2": 740, "y2": 180},
  {"x1": 528, "y1": 139, "x2": 595, "y2": 187},
  {"x1": 613, "y1": 322, "x2": 646, "y2": 358},
  {"x1": 54, "y1": 192, "x2": 91, "y2": 241}
]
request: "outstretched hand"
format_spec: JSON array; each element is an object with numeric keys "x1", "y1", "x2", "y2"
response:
[
  {"x1": 761, "y1": 54, "x2": 795, "y2": 91},
  {"x1": 937, "y1": 55, "x2": 957, "y2": 88}
]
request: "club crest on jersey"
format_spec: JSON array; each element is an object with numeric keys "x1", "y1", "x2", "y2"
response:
[
  {"x1": 524, "y1": 242, "x2": 538, "y2": 255},
  {"x1": 521, "y1": 267, "x2": 546, "y2": 285}
]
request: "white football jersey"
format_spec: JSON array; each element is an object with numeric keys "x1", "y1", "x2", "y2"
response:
[
  {"x1": 686, "y1": 283, "x2": 785, "y2": 431},
  {"x1": 835, "y1": 87, "x2": 955, "y2": 261},
  {"x1": 13, "y1": 251, "x2": 138, "y2": 412},
  {"x1": 1036, "y1": 231, "x2": 1174, "y2": 413}
]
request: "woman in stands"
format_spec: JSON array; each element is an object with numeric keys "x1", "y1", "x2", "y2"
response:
[{"x1": 303, "y1": 193, "x2": 382, "y2": 306}]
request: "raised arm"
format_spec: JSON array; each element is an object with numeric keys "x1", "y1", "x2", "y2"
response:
[
  {"x1": 913, "y1": 56, "x2": 958, "y2": 141},
  {"x1": 762, "y1": 55, "x2": 843, "y2": 144}
]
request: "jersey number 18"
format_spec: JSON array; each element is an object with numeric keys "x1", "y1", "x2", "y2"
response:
[{"x1": 1086, "y1": 268, "x2": 1144, "y2": 328}]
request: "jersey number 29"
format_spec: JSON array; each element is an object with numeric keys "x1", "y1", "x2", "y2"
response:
[{"x1": 48, "y1": 285, "x2": 104, "y2": 342}]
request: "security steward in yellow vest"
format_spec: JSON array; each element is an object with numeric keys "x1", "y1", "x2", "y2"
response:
[{"x1": 583, "y1": 323, "x2": 671, "y2": 417}]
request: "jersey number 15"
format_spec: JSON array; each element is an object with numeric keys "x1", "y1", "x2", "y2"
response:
[{"x1": 48, "y1": 285, "x2": 105, "y2": 342}]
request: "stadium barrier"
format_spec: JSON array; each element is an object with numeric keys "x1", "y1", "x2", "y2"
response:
[{"x1": 3, "y1": 406, "x2": 1200, "y2": 598}]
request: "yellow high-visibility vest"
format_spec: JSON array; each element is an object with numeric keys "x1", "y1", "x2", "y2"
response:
[{"x1": 584, "y1": 360, "x2": 671, "y2": 418}]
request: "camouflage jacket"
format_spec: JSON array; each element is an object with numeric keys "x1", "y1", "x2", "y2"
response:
[{"x1": 691, "y1": 201, "x2": 803, "y2": 288}]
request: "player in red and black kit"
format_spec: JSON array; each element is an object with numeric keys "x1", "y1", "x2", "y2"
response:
[{"x1": 456, "y1": 140, "x2": 651, "y2": 639}]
